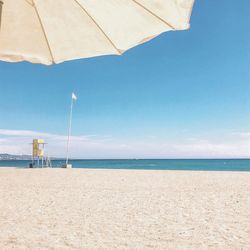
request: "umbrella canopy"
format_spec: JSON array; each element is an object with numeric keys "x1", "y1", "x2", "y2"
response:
[{"x1": 0, "y1": 0, "x2": 195, "y2": 65}]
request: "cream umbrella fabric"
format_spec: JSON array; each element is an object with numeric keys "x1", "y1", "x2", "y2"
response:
[{"x1": 0, "y1": 0, "x2": 195, "y2": 65}]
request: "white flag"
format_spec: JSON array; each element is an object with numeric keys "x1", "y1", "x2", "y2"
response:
[{"x1": 72, "y1": 93, "x2": 77, "y2": 101}]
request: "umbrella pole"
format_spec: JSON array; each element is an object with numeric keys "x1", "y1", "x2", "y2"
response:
[{"x1": 0, "y1": 1, "x2": 3, "y2": 29}]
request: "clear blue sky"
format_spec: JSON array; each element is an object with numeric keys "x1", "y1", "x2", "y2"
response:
[{"x1": 0, "y1": 0, "x2": 250, "y2": 158}]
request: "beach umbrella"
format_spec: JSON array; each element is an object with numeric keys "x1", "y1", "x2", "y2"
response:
[{"x1": 0, "y1": 0, "x2": 195, "y2": 65}]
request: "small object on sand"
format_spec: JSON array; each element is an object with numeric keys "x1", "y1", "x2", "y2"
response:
[{"x1": 62, "y1": 164, "x2": 72, "y2": 169}]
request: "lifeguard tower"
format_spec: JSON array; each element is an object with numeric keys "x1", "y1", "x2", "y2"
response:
[{"x1": 30, "y1": 139, "x2": 51, "y2": 168}]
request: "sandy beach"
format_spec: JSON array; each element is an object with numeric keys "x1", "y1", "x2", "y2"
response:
[{"x1": 0, "y1": 168, "x2": 249, "y2": 249}]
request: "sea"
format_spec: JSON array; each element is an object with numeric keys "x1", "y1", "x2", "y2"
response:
[{"x1": 0, "y1": 159, "x2": 250, "y2": 171}]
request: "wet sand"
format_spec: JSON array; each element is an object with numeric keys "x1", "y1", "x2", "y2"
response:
[{"x1": 0, "y1": 168, "x2": 249, "y2": 249}]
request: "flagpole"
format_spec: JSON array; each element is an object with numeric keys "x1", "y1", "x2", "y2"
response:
[{"x1": 66, "y1": 96, "x2": 74, "y2": 165}]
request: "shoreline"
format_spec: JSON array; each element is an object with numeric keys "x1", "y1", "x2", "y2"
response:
[{"x1": 0, "y1": 166, "x2": 250, "y2": 173}]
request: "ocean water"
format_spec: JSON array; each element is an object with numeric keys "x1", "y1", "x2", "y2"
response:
[{"x1": 0, "y1": 159, "x2": 250, "y2": 171}]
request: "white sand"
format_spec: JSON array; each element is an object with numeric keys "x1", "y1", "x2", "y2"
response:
[{"x1": 0, "y1": 168, "x2": 249, "y2": 249}]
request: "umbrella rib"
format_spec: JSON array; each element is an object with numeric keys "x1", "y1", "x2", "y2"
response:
[
  {"x1": 73, "y1": 0, "x2": 121, "y2": 55},
  {"x1": 32, "y1": 0, "x2": 55, "y2": 64},
  {"x1": 131, "y1": 0, "x2": 176, "y2": 30}
]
